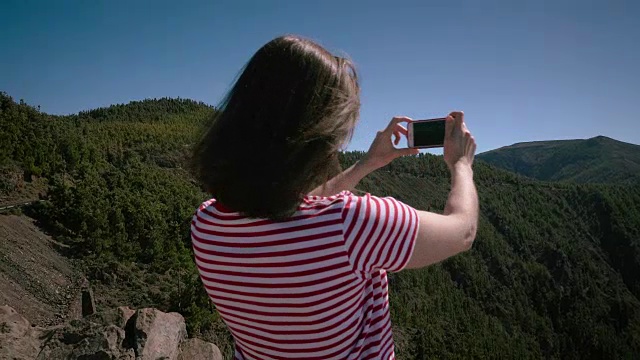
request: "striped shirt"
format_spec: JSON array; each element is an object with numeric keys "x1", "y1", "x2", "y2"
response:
[{"x1": 191, "y1": 190, "x2": 419, "y2": 360}]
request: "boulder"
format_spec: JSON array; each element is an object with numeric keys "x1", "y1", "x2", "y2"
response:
[
  {"x1": 0, "y1": 305, "x2": 43, "y2": 360},
  {"x1": 81, "y1": 287, "x2": 96, "y2": 317},
  {"x1": 130, "y1": 308, "x2": 187, "y2": 360},
  {"x1": 36, "y1": 318, "x2": 134, "y2": 359},
  {"x1": 178, "y1": 338, "x2": 224, "y2": 360},
  {"x1": 0, "y1": 305, "x2": 220, "y2": 360},
  {"x1": 85, "y1": 306, "x2": 135, "y2": 329}
]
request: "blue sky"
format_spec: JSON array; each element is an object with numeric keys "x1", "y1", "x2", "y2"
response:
[{"x1": 2, "y1": 0, "x2": 638, "y2": 153}]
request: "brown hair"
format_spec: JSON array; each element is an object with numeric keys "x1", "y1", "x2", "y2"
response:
[{"x1": 191, "y1": 35, "x2": 360, "y2": 219}]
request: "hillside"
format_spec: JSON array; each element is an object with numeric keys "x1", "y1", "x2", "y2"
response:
[
  {"x1": 2, "y1": 92, "x2": 640, "y2": 359},
  {"x1": 0, "y1": 215, "x2": 83, "y2": 326},
  {"x1": 352, "y1": 154, "x2": 640, "y2": 358},
  {"x1": 477, "y1": 136, "x2": 640, "y2": 184}
]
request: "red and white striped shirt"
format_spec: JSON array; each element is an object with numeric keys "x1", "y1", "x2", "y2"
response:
[{"x1": 191, "y1": 191, "x2": 419, "y2": 360}]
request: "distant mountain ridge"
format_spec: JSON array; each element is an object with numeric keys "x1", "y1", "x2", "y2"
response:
[{"x1": 477, "y1": 136, "x2": 640, "y2": 184}]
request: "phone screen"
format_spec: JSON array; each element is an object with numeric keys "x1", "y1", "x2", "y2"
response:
[{"x1": 412, "y1": 119, "x2": 446, "y2": 148}]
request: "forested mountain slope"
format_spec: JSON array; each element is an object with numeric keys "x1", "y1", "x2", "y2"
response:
[
  {"x1": 2, "y1": 92, "x2": 639, "y2": 359},
  {"x1": 477, "y1": 136, "x2": 640, "y2": 184},
  {"x1": 345, "y1": 152, "x2": 640, "y2": 358}
]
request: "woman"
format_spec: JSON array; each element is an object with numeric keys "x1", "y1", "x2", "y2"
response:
[{"x1": 191, "y1": 35, "x2": 478, "y2": 360}]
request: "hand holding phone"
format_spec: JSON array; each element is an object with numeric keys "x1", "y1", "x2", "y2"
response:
[
  {"x1": 407, "y1": 118, "x2": 447, "y2": 149},
  {"x1": 407, "y1": 112, "x2": 477, "y2": 168},
  {"x1": 362, "y1": 116, "x2": 420, "y2": 170},
  {"x1": 443, "y1": 111, "x2": 476, "y2": 170}
]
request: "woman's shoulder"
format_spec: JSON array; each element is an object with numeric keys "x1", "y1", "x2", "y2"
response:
[
  {"x1": 302, "y1": 190, "x2": 353, "y2": 202},
  {"x1": 196, "y1": 192, "x2": 354, "y2": 213},
  {"x1": 197, "y1": 198, "x2": 217, "y2": 211},
  {"x1": 193, "y1": 191, "x2": 400, "y2": 221},
  {"x1": 298, "y1": 190, "x2": 354, "y2": 212},
  {"x1": 301, "y1": 191, "x2": 405, "y2": 209}
]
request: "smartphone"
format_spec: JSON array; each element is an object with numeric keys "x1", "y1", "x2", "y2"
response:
[{"x1": 407, "y1": 118, "x2": 446, "y2": 149}]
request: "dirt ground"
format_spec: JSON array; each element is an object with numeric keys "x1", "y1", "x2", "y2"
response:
[{"x1": 0, "y1": 215, "x2": 83, "y2": 327}]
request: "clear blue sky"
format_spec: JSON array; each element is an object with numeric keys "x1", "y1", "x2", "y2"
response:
[{"x1": 2, "y1": 0, "x2": 639, "y2": 153}]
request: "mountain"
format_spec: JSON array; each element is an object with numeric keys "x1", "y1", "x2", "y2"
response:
[
  {"x1": 2, "y1": 92, "x2": 640, "y2": 359},
  {"x1": 477, "y1": 136, "x2": 640, "y2": 184}
]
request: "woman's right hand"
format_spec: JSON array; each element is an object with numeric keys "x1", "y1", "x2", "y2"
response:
[{"x1": 443, "y1": 111, "x2": 477, "y2": 170}]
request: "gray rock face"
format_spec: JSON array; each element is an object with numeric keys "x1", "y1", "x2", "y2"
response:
[
  {"x1": 0, "y1": 305, "x2": 43, "y2": 360},
  {"x1": 36, "y1": 320, "x2": 135, "y2": 360},
  {"x1": 85, "y1": 306, "x2": 136, "y2": 329},
  {"x1": 0, "y1": 305, "x2": 222, "y2": 360},
  {"x1": 81, "y1": 287, "x2": 96, "y2": 317},
  {"x1": 130, "y1": 308, "x2": 187, "y2": 360},
  {"x1": 179, "y1": 338, "x2": 224, "y2": 360}
]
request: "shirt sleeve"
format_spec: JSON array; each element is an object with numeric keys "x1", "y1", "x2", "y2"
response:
[{"x1": 341, "y1": 192, "x2": 419, "y2": 274}]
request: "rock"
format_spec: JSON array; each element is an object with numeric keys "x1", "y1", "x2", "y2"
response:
[
  {"x1": 1, "y1": 305, "x2": 219, "y2": 360},
  {"x1": 81, "y1": 287, "x2": 96, "y2": 317},
  {"x1": 118, "y1": 306, "x2": 136, "y2": 328},
  {"x1": 85, "y1": 306, "x2": 135, "y2": 329},
  {"x1": 178, "y1": 338, "x2": 223, "y2": 360},
  {"x1": 0, "y1": 305, "x2": 43, "y2": 360},
  {"x1": 37, "y1": 318, "x2": 134, "y2": 359},
  {"x1": 131, "y1": 308, "x2": 187, "y2": 360}
]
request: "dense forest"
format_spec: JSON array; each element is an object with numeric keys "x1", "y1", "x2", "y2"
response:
[{"x1": 2, "y1": 92, "x2": 639, "y2": 359}]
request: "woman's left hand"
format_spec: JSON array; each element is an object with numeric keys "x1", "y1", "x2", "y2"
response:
[{"x1": 361, "y1": 116, "x2": 420, "y2": 171}]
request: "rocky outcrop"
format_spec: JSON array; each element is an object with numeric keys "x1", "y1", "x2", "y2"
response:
[
  {"x1": 128, "y1": 308, "x2": 187, "y2": 359},
  {"x1": 81, "y1": 287, "x2": 96, "y2": 317},
  {"x1": 36, "y1": 321, "x2": 134, "y2": 360},
  {"x1": 179, "y1": 338, "x2": 224, "y2": 360},
  {"x1": 0, "y1": 305, "x2": 222, "y2": 360},
  {"x1": 0, "y1": 305, "x2": 44, "y2": 359}
]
